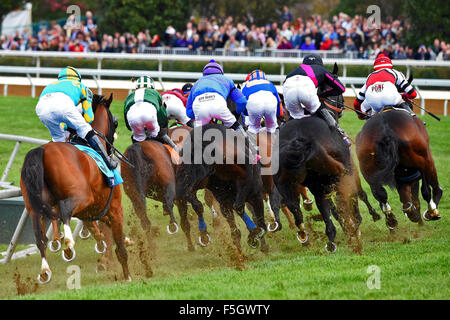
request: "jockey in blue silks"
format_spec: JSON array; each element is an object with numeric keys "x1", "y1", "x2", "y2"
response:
[
  {"x1": 36, "y1": 66, "x2": 117, "y2": 169},
  {"x1": 186, "y1": 59, "x2": 247, "y2": 130}
]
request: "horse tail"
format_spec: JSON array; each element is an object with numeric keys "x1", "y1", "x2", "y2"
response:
[
  {"x1": 281, "y1": 138, "x2": 315, "y2": 171},
  {"x1": 21, "y1": 147, "x2": 56, "y2": 219},
  {"x1": 373, "y1": 122, "x2": 399, "y2": 188},
  {"x1": 126, "y1": 143, "x2": 154, "y2": 202}
]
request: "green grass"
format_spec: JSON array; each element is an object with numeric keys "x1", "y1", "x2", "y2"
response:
[{"x1": 0, "y1": 95, "x2": 449, "y2": 300}]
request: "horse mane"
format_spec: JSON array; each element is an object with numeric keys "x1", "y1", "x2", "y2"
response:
[{"x1": 92, "y1": 94, "x2": 109, "y2": 114}]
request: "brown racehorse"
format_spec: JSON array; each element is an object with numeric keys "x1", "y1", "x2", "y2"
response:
[
  {"x1": 20, "y1": 94, "x2": 130, "y2": 284},
  {"x1": 356, "y1": 109, "x2": 442, "y2": 231},
  {"x1": 121, "y1": 124, "x2": 197, "y2": 255}
]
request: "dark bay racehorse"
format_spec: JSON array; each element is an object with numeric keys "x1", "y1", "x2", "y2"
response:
[
  {"x1": 20, "y1": 94, "x2": 130, "y2": 283},
  {"x1": 274, "y1": 110, "x2": 363, "y2": 252},
  {"x1": 175, "y1": 123, "x2": 267, "y2": 253},
  {"x1": 356, "y1": 109, "x2": 442, "y2": 231},
  {"x1": 121, "y1": 125, "x2": 197, "y2": 255}
]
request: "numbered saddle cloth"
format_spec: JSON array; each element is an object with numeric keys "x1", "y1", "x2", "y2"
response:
[{"x1": 72, "y1": 144, "x2": 123, "y2": 187}]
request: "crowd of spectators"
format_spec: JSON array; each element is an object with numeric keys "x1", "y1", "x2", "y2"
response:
[{"x1": 1, "y1": 7, "x2": 449, "y2": 61}]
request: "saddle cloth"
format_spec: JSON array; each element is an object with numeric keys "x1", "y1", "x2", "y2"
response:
[{"x1": 72, "y1": 144, "x2": 123, "y2": 187}]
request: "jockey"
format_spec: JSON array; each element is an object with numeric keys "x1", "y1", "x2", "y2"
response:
[
  {"x1": 282, "y1": 54, "x2": 349, "y2": 143},
  {"x1": 186, "y1": 60, "x2": 247, "y2": 130},
  {"x1": 36, "y1": 66, "x2": 117, "y2": 169},
  {"x1": 161, "y1": 83, "x2": 195, "y2": 127},
  {"x1": 353, "y1": 54, "x2": 417, "y2": 119},
  {"x1": 123, "y1": 76, "x2": 179, "y2": 152},
  {"x1": 186, "y1": 59, "x2": 259, "y2": 155},
  {"x1": 241, "y1": 69, "x2": 283, "y2": 134}
]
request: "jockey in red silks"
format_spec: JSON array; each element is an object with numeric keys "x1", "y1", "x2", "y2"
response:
[
  {"x1": 161, "y1": 83, "x2": 195, "y2": 127},
  {"x1": 354, "y1": 54, "x2": 417, "y2": 119}
]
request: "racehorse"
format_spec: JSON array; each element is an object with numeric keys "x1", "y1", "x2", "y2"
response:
[
  {"x1": 175, "y1": 123, "x2": 267, "y2": 253},
  {"x1": 20, "y1": 94, "x2": 131, "y2": 283},
  {"x1": 274, "y1": 104, "x2": 363, "y2": 252},
  {"x1": 121, "y1": 124, "x2": 197, "y2": 254},
  {"x1": 355, "y1": 108, "x2": 442, "y2": 231}
]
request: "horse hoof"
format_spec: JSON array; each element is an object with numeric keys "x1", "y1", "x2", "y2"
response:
[
  {"x1": 49, "y1": 239, "x2": 61, "y2": 253},
  {"x1": 198, "y1": 233, "x2": 211, "y2": 247},
  {"x1": 79, "y1": 227, "x2": 91, "y2": 239},
  {"x1": 423, "y1": 209, "x2": 441, "y2": 221},
  {"x1": 303, "y1": 199, "x2": 314, "y2": 211},
  {"x1": 95, "y1": 240, "x2": 107, "y2": 254},
  {"x1": 95, "y1": 263, "x2": 107, "y2": 273},
  {"x1": 62, "y1": 247, "x2": 76, "y2": 262},
  {"x1": 124, "y1": 237, "x2": 134, "y2": 246},
  {"x1": 372, "y1": 213, "x2": 382, "y2": 222},
  {"x1": 325, "y1": 242, "x2": 337, "y2": 253},
  {"x1": 267, "y1": 221, "x2": 279, "y2": 232},
  {"x1": 296, "y1": 230, "x2": 309, "y2": 244},
  {"x1": 247, "y1": 236, "x2": 260, "y2": 249},
  {"x1": 37, "y1": 269, "x2": 52, "y2": 284},
  {"x1": 167, "y1": 222, "x2": 179, "y2": 235}
]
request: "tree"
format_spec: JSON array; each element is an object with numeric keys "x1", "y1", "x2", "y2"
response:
[
  {"x1": 404, "y1": 0, "x2": 450, "y2": 47},
  {"x1": 97, "y1": 0, "x2": 192, "y2": 36},
  {"x1": 0, "y1": 0, "x2": 28, "y2": 21}
]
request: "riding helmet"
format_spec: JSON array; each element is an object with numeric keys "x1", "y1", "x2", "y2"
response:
[
  {"x1": 373, "y1": 54, "x2": 393, "y2": 71},
  {"x1": 246, "y1": 69, "x2": 267, "y2": 81},
  {"x1": 203, "y1": 59, "x2": 224, "y2": 76},
  {"x1": 182, "y1": 83, "x2": 193, "y2": 96},
  {"x1": 58, "y1": 66, "x2": 81, "y2": 81},
  {"x1": 302, "y1": 54, "x2": 323, "y2": 66},
  {"x1": 135, "y1": 76, "x2": 155, "y2": 89}
]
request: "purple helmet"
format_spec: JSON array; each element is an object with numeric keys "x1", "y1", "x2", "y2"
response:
[{"x1": 203, "y1": 59, "x2": 224, "y2": 75}]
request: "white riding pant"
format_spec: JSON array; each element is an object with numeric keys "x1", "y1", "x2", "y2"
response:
[
  {"x1": 283, "y1": 75, "x2": 321, "y2": 119},
  {"x1": 127, "y1": 102, "x2": 160, "y2": 141},
  {"x1": 245, "y1": 90, "x2": 278, "y2": 134},
  {"x1": 192, "y1": 92, "x2": 236, "y2": 127},
  {"x1": 162, "y1": 93, "x2": 191, "y2": 124},
  {"x1": 361, "y1": 82, "x2": 403, "y2": 114},
  {"x1": 36, "y1": 92, "x2": 92, "y2": 142}
]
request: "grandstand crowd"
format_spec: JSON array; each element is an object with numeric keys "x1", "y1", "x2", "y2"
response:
[{"x1": 1, "y1": 7, "x2": 449, "y2": 61}]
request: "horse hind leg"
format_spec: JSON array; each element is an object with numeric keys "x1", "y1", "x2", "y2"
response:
[
  {"x1": 315, "y1": 194, "x2": 338, "y2": 253},
  {"x1": 163, "y1": 182, "x2": 179, "y2": 235},
  {"x1": 59, "y1": 198, "x2": 77, "y2": 262},
  {"x1": 176, "y1": 200, "x2": 195, "y2": 251},
  {"x1": 420, "y1": 164, "x2": 443, "y2": 221},
  {"x1": 369, "y1": 182, "x2": 398, "y2": 232},
  {"x1": 397, "y1": 181, "x2": 421, "y2": 224},
  {"x1": 358, "y1": 188, "x2": 382, "y2": 222},
  {"x1": 30, "y1": 212, "x2": 52, "y2": 284}
]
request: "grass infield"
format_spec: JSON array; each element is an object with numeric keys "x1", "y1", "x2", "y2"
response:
[{"x1": 0, "y1": 95, "x2": 448, "y2": 300}]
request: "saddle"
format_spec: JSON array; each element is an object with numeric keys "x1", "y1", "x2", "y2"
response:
[{"x1": 68, "y1": 135, "x2": 123, "y2": 187}]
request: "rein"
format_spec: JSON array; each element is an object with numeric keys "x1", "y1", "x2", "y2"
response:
[{"x1": 93, "y1": 129, "x2": 135, "y2": 168}]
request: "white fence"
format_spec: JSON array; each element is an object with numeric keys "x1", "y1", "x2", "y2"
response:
[{"x1": 0, "y1": 50, "x2": 449, "y2": 115}]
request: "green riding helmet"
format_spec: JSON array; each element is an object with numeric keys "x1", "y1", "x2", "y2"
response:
[
  {"x1": 58, "y1": 66, "x2": 82, "y2": 81},
  {"x1": 135, "y1": 76, "x2": 155, "y2": 90}
]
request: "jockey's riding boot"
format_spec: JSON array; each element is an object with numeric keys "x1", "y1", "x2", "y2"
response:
[
  {"x1": 230, "y1": 121, "x2": 260, "y2": 162},
  {"x1": 156, "y1": 131, "x2": 180, "y2": 153},
  {"x1": 186, "y1": 119, "x2": 195, "y2": 128},
  {"x1": 398, "y1": 102, "x2": 416, "y2": 116},
  {"x1": 318, "y1": 109, "x2": 351, "y2": 146},
  {"x1": 86, "y1": 131, "x2": 118, "y2": 170}
]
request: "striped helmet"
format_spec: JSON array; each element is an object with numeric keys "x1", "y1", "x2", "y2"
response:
[
  {"x1": 135, "y1": 76, "x2": 155, "y2": 89},
  {"x1": 374, "y1": 54, "x2": 393, "y2": 71},
  {"x1": 246, "y1": 69, "x2": 267, "y2": 81},
  {"x1": 58, "y1": 66, "x2": 81, "y2": 81}
]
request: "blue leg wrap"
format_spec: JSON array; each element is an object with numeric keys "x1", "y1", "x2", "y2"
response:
[
  {"x1": 198, "y1": 216, "x2": 207, "y2": 232},
  {"x1": 241, "y1": 211, "x2": 256, "y2": 231}
]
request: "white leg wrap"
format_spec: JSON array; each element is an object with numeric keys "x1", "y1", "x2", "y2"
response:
[
  {"x1": 64, "y1": 223, "x2": 75, "y2": 248},
  {"x1": 428, "y1": 200, "x2": 437, "y2": 210},
  {"x1": 381, "y1": 202, "x2": 392, "y2": 213}
]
